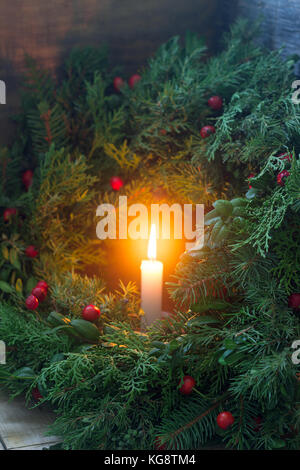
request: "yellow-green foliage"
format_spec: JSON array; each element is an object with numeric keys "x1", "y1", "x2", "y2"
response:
[
  {"x1": 104, "y1": 140, "x2": 142, "y2": 171},
  {"x1": 49, "y1": 273, "x2": 106, "y2": 316},
  {"x1": 33, "y1": 145, "x2": 105, "y2": 279},
  {"x1": 50, "y1": 274, "x2": 142, "y2": 328}
]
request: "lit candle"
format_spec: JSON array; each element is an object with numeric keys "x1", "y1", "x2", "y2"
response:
[{"x1": 140, "y1": 224, "x2": 163, "y2": 326}]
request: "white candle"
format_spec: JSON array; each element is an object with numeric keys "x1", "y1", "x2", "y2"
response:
[{"x1": 140, "y1": 224, "x2": 163, "y2": 326}]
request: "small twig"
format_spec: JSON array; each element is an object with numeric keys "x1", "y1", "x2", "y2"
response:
[
  {"x1": 235, "y1": 326, "x2": 253, "y2": 337},
  {"x1": 170, "y1": 391, "x2": 230, "y2": 440}
]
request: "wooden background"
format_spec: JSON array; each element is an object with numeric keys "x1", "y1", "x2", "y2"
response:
[{"x1": 0, "y1": 0, "x2": 231, "y2": 144}]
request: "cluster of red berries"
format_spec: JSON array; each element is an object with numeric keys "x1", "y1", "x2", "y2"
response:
[
  {"x1": 199, "y1": 100, "x2": 293, "y2": 189},
  {"x1": 25, "y1": 280, "x2": 49, "y2": 310},
  {"x1": 277, "y1": 169, "x2": 290, "y2": 186},
  {"x1": 276, "y1": 152, "x2": 293, "y2": 186},
  {"x1": 178, "y1": 375, "x2": 235, "y2": 431},
  {"x1": 3, "y1": 170, "x2": 34, "y2": 222},
  {"x1": 248, "y1": 173, "x2": 255, "y2": 189},
  {"x1": 113, "y1": 74, "x2": 141, "y2": 92},
  {"x1": 200, "y1": 95, "x2": 223, "y2": 139},
  {"x1": 248, "y1": 151, "x2": 293, "y2": 190}
]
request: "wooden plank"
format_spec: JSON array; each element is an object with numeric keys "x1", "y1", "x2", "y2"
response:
[
  {"x1": 0, "y1": 390, "x2": 59, "y2": 450},
  {"x1": 8, "y1": 443, "x2": 56, "y2": 450},
  {"x1": 0, "y1": 0, "x2": 223, "y2": 146},
  {"x1": 0, "y1": 0, "x2": 219, "y2": 76}
]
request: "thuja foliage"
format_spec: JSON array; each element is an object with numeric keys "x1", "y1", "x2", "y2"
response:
[{"x1": 0, "y1": 19, "x2": 299, "y2": 450}]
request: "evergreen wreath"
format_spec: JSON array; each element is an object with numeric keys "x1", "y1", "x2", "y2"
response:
[{"x1": 0, "y1": 20, "x2": 299, "y2": 450}]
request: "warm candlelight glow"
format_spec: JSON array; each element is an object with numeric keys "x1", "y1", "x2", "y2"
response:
[{"x1": 147, "y1": 224, "x2": 157, "y2": 260}]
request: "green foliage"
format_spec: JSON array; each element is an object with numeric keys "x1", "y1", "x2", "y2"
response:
[
  {"x1": 0, "y1": 231, "x2": 40, "y2": 298},
  {"x1": 232, "y1": 157, "x2": 300, "y2": 257},
  {"x1": 33, "y1": 144, "x2": 104, "y2": 277},
  {"x1": 0, "y1": 302, "x2": 73, "y2": 396},
  {"x1": 49, "y1": 273, "x2": 105, "y2": 317},
  {"x1": 85, "y1": 73, "x2": 126, "y2": 161}
]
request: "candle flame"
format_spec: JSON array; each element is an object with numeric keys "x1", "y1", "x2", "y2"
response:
[{"x1": 147, "y1": 224, "x2": 157, "y2": 260}]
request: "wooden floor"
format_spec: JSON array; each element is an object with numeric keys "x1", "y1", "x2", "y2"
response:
[
  {"x1": 0, "y1": 389, "x2": 229, "y2": 451},
  {"x1": 0, "y1": 390, "x2": 59, "y2": 450}
]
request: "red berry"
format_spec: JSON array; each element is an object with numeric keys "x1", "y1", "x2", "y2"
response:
[
  {"x1": 110, "y1": 176, "x2": 124, "y2": 191},
  {"x1": 113, "y1": 76, "x2": 125, "y2": 92},
  {"x1": 278, "y1": 152, "x2": 293, "y2": 162},
  {"x1": 277, "y1": 170, "x2": 290, "y2": 186},
  {"x1": 200, "y1": 125, "x2": 216, "y2": 138},
  {"x1": 154, "y1": 437, "x2": 167, "y2": 450},
  {"x1": 25, "y1": 294, "x2": 39, "y2": 310},
  {"x1": 208, "y1": 95, "x2": 223, "y2": 110},
  {"x1": 288, "y1": 293, "x2": 300, "y2": 310},
  {"x1": 22, "y1": 170, "x2": 33, "y2": 191},
  {"x1": 31, "y1": 286, "x2": 47, "y2": 302},
  {"x1": 159, "y1": 129, "x2": 167, "y2": 135},
  {"x1": 25, "y1": 245, "x2": 38, "y2": 258},
  {"x1": 82, "y1": 304, "x2": 101, "y2": 322},
  {"x1": 216, "y1": 411, "x2": 235, "y2": 430},
  {"x1": 3, "y1": 208, "x2": 17, "y2": 222},
  {"x1": 253, "y1": 416, "x2": 262, "y2": 432},
  {"x1": 36, "y1": 281, "x2": 49, "y2": 291},
  {"x1": 179, "y1": 375, "x2": 195, "y2": 395},
  {"x1": 128, "y1": 74, "x2": 141, "y2": 89},
  {"x1": 248, "y1": 173, "x2": 255, "y2": 189},
  {"x1": 32, "y1": 386, "x2": 43, "y2": 402}
]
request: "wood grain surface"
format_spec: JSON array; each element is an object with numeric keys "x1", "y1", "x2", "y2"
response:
[
  {"x1": 0, "y1": 390, "x2": 59, "y2": 450},
  {"x1": 0, "y1": 0, "x2": 225, "y2": 144}
]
